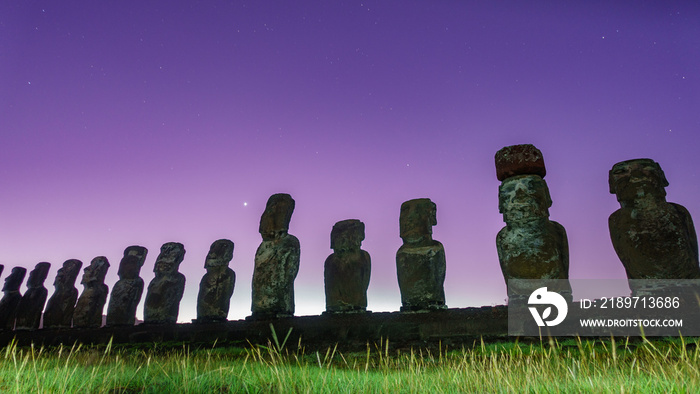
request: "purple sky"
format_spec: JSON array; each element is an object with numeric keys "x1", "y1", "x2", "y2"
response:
[{"x1": 2, "y1": 1, "x2": 699, "y2": 322}]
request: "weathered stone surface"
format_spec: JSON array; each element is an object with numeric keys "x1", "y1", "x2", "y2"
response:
[
  {"x1": 106, "y1": 246, "x2": 148, "y2": 326},
  {"x1": 324, "y1": 219, "x2": 371, "y2": 313},
  {"x1": 0, "y1": 267, "x2": 26, "y2": 331},
  {"x1": 196, "y1": 239, "x2": 236, "y2": 323},
  {"x1": 73, "y1": 257, "x2": 110, "y2": 328},
  {"x1": 496, "y1": 175, "x2": 571, "y2": 301},
  {"x1": 396, "y1": 198, "x2": 446, "y2": 311},
  {"x1": 15, "y1": 262, "x2": 51, "y2": 330},
  {"x1": 609, "y1": 159, "x2": 700, "y2": 281},
  {"x1": 251, "y1": 194, "x2": 300, "y2": 319},
  {"x1": 144, "y1": 242, "x2": 186, "y2": 324},
  {"x1": 495, "y1": 144, "x2": 546, "y2": 181},
  {"x1": 43, "y1": 259, "x2": 82, "y2": 329}
]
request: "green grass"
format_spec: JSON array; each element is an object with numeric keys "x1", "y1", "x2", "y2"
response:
[{"x1": 0, "y1": 335, "x2": 698, "y2": 393}]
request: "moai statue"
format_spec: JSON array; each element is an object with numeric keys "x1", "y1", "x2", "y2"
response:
[
  {"x1": 324, "y1": 219, "x2": 371, "y2": 313},
  {"x1": 495, "y1": 144, "x2": 571, "y2": 303},
  {"x1": 609, "y1": 159, "x2": 700, "y2": 281},
  {"x1": 0, "y1": 267, "x2": 26, "y2": 331},
  {"x1": 106, "y1": 246, "x2": 148, "y2": 326},
  {"x1": 15, "y1": 262, "x2": 51, "y2": 330},
  {"x1": 196, "y1": 239, "x2": 235, "y2": 323},
  {"x1": 396, "y1": 198, "x2": 447, "y2": 311},
  {"x1": 43, "y1": 259, "x2": 83, "y2": 329},
  {"x1": 251, "y1": 193, "x2": 300, "y2": 319},
  {"x1": 73, "y1": 257, "x2": 110, "y2": 328},
  {"x1": 144, "y1": 242, "x2": 186, "y2": 324}
]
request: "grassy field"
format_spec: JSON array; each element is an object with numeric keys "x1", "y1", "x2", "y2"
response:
[{"x1": 0, "y1": 332, "x2": 698, "y2": 393}]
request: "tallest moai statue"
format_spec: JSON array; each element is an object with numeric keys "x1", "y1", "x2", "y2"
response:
[
  {"x1": 608, "y1": 158, "x2": 700, "y2": 281},
  {"x1": 495, "y1": 144, "x2": 571, "y2": 302},
  {"x1": 250, "y1": 193, "x2": 300, "y2": 319}
]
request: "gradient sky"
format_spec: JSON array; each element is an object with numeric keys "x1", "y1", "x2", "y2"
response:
[{"x1": 1, "y1": 1, "x2": 699, "y2": 323}]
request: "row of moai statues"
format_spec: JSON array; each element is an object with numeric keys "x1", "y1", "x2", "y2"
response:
[
  {"x1": 1, "y1": 144, "x2": 699, "y2": 330},
  {"x1": 0, "y1": 240, "x2": 235, "y2": 330}
]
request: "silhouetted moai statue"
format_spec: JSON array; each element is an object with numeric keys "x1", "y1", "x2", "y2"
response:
[
  {"x1": 15, "y1": 262, "x2": 51, "y2": 330},
  {"x1": 196, "y1": 239, "x2": 235, "y2": 323},
  {"x1": 396, "y1": 198, "x2": 447, "y2": 311},
  {"x1": 0, "y1": 267, "x2": 26, "y2": 331},
  {"x1": 106, "y1": 246, "x2": 148, "y2": 326},
  {"x1": 43, "y1": 259, "x2": 82, "y2": 329},
  {"x1": 324, "y1": 219, "x2": 371, "y2": 313},
  {"x1": 251, "y1": 193, "x2": 300, "y2": 319},
  {"x1": 73, "y1": 257, "x2": 110, "y2": 328},
  {"x1": 495, "y1": 144, "x2": 571, "y2": 303},
  {"x1": 609, "y1": 159, "x2": 700, "y2": 282},
  {"x1": 144, "y1": 242, "x2": 186, "y2": 324}
]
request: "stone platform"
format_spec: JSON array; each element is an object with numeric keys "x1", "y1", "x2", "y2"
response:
[{"x1": 0, "y1": 306, "x2": 508, "y2": 351}]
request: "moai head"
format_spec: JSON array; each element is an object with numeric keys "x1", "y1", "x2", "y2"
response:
[
  {"x1": 27, "y1": 262, "x2": 51, "y2": 289},
  {"x1": 331, "y1": 219, "x2": 365, "y2": 252},
  {"x1": 204, "y1": 239, "x2": 234, "y2": 269},
  {"x1": 259, "y1": 193, "x2": 295, "y2": 241},
  {"x1": 118, "y1": 246, "x2": 147, "y2": 280},
  {"x1": 495, "y1": 144, "x2": 546, "y2": 181},
  {"x1": 82, "y1": 257, "x2": 110, "y2": 285},
  {"x1": 399, "y1": 198, "x2": 437, "y2": 244},
  {"x1": 2, "y1": 267, "x2": 27, "y2": 292},
  {"x1": 609, "y1": 159, "x2": 669, "y2": 206},
  {"x1": 0, "y1": 265, "x2": 4, "y2": 279},
  {"x1": 498, "y1": 175, "x2": 552, "y2": 223},
  {"x1": 54, "y1": 259, "x2": 82, "y2": 289},
  {"x1": 154, "y1": 242, "x2": 185, "y2": 276}
]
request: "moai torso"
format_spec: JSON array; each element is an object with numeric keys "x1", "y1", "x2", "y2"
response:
[
  {"x1": 396, "y1": 198, "x2": 446, "y2": 311},
  {"x1": 144, "y1": 242, "x2": 186, "y2": 324},
  {"x1": 197, "y1": 239, "x2": 236, "y2": 323},
  {"x1": 106, "y1": 246, "x2": 147, "y2": 326},
  {"x1": 0, "y1": 267, "x2": 26, "y2": 331},
  {"x1": 73, "y1": 257, "x2": 110, "y2": 328},
  {"x1": 495, "y1": 145, "x2": 570, "y2": 302},
  {"x1": 15, "y1": 262, "x2": 51, "y2": 330},
  {"x1": 608, "y1": 159, "x2": 700, "y2": 280},
  {"x1": 324, "y1": 219, "x2": 371, "y2": 313},
  {"x1": 251, "y1": 193, "x2": 300, "y2": 319},
  {"x1": 43, "y1": 259, "x2": 82, "y2": 329}
]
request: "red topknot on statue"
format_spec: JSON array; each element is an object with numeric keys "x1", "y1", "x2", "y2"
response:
[{"x1": 495, "y1": 144, "x2": 546, "y2": 181}]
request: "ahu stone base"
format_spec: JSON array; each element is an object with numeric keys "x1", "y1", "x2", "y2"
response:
[{"x1": 0, "y1": 306, "x2": 508, "y2": 351}]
